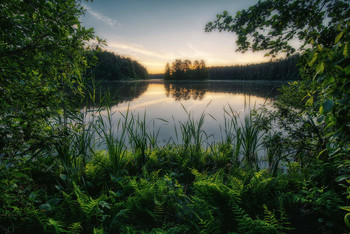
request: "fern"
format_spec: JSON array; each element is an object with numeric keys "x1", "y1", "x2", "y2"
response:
[
  {"x1": 153, "y1": 203, "x2": 165, "y2": 223},
  {"x1": 93, "y1": 227, "x2": 104, "y2": 234},
  {"x1": 60, "y1": 184, "x2": 109, "y2": 231},
  {"x1": 232, "y1": 203, "x2": 278, "y2": 234},
  {"x1": 263, "y1": 204, "x2": 279, "y2": 228},
  {"x1": 74, "y1": 184, "x2": 100, "y2": 220},
  {"x1": 263, "y1": 204, "x2": 294, "y2": 233},
  {"x1": 47, "y1": 218, "x2": 69, "y2": 233},
  {"x1": 68, "y1": 222, "x2": 83, "y2": 234}
]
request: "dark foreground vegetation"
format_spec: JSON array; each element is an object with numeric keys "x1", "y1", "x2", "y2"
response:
[
  {"x1": 209, "y1": 55, "x2": 300, "y2": 80},
  {"x1": 1, "y1": 0, "x2": 349, "y2": 233}
]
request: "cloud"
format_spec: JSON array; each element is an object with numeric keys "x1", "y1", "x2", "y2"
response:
[
  {"x1": 186, "y1": 43, "x2": 231, "y2": 65},
  {"x1": 141, "y1": 61, "x2": 166, "y2": 67},
  {"x1": 82, "y1": 4, "x2": 120, "y2": 27},
  {"x1": 108, "y1": 41, "x2": 175, "y2": 60}
]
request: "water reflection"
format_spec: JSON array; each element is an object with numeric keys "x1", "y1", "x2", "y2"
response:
[
  {"x1": 99, "y1": 80, "x2": 282, "y2": 105},
  {"x1": 93, "y1": 80, "x2": 284, "y2": 145},
  {"x1": 100, "y1": 81, "x2": 149, "y2": 104},
  {"x1": 163, "y1": 80, "x2": 281, "y2": 101},
  {"x1": 164, "y1": 82, "x2": 207, "y2": 101}
]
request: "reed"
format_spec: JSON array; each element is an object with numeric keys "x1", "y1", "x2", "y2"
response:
[
  {"x1": 222, "y1": 105, "x2": 242, "y2": 167},
  {"x1": 221, "y1": 105, "x2": 266, "y2": 171},
  {"x1": 53, "y1": 109, "x2": 95, "y2": 184},
  {"x1": 177, "y1": 104, "x2": 214, "y2": 166},
  {"x1": 95, "y1": 107, "x2": 128, "y2": 177}
]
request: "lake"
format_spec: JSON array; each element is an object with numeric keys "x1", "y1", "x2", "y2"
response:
[{"x1": 94, "y1": 79, "x2": 284, "y2": 146}]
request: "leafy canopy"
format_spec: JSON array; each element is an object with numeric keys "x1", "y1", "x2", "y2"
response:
[
  {"x1": 0, "y1": 0, "x2": 97, "y2": 157},
  {"x1": 206, "y1": 0, "x2": 350, "y2": 143},
  {"x1": 205, "y1": 0, "x2": 349, "y2": 56}
]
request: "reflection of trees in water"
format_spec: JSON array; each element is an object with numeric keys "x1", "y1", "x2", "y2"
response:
[
  {"x1": 204, "y1": 81, "x2": 282, "y2": 98},
  {"x1": 164, "y1": 81, "x2": 283, "y2": 101},
  {"x1": 90, "y1": 81, "x2": 149, "y2": 106},
  {"x1": 164, "y1": 82, "x2": 207, "y2": 101},
  {"x1": 109, "y1": 81, "x2": 149, "y2": 103}
]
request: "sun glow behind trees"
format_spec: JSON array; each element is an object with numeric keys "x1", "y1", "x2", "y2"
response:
[{"x1": 164, "y1": 59, "x2": 209, "y2": 80}]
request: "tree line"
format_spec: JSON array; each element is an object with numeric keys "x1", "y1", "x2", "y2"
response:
[
  {"x1": 164, "y1": 59, "x2": 209, "y2": 80},
  {"x1": 209, "y1": 55, "x2": 300, "y2": 80},
  {"x1": 88, "y1": 50, "x2": 149, "y2": 81}
]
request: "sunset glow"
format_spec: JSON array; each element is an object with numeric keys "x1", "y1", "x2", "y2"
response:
[{"x1": 80, "y1": 0, "x2": 268, "y2": 74}]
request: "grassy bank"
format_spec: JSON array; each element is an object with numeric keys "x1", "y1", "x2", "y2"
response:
[{"x1": 1, "y1": 105, "x2": 348, "y2": 233}]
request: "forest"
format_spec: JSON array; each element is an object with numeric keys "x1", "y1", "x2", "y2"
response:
[
  {"x1": 87, "y1": 50, "x2": 149, "y2": 81},
  {"x1": 1, "y1": 0, "x2": 349, "y2": 233},
  {"x1": 209, "y1": 55, "x2": 300, "y2": 80},
  {"x1": 164, "y1": 59, "x2": 209, "y2": 80}
]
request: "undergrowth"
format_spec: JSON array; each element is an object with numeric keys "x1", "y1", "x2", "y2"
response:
[{"x1": 0, "y1": 106, "x2": 348, "y2": 233}]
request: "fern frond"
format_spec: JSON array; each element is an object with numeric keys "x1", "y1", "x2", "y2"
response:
[
  {"x1": 47, "y1": 218, "x2": 68, "y2": 234},
  {"x1": 68, "y1": 222, "x2": 83, "y2": 234},
  {"x1": 153, "y1": 204, "x2": 164, "y2": 223}
]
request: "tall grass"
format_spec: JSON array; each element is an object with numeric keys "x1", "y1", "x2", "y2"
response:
[
  {"x1": 126, "y1": 110, "x2": 149, "y2": 166},
  {"x1": 221, "y1": 105, "x2": 266, "y2": 171},
  {"x1": 53, "y1": 88, "x2": 269, "y2": 186},
  {"x1": 52, "y1": 77, "x2": 109, "y2": 184},
  {"x1": 95, "y1": 108, "x2": 129, "y2": 177},
  {"x1": 91, "y1": 102, "x2": 268, "y2": 173},
  {"x1": 240, "y1": 113, "x2": 264, "y2": 171},
  {"x1": 173, "y1": 103, "x2": 215, "y2": 167},
  {"x1": 53, "y1": 107, "x2": 96, "y2": 184},
  {"x1": 221, "y1": 105, "x2": 242, "y2": 167}
]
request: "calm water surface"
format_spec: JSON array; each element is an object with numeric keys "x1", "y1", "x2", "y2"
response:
[{"x1": 98, "y1": 80, "x2": 284, "y2": 145}]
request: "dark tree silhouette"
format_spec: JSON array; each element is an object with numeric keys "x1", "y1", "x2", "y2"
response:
[
  {"x1": 88, "y1": 50, "x2": 149, "y2": 81},
  {"x1": 164, "y1": 59, "x2": 209, "y2": 80},
  {"x1": 209, "y1": 55, "x2": 300, "y2": 80}
]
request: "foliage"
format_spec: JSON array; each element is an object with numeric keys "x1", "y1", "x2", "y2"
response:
[
  {"x1": 206, "y1": 0, "x2": 350, "y2": 143},
  {"x1": 88, "y1": 50, "x2": 149, "y2": 80},
  {"x1": 2, "y1": 0, "x2": 350, "y2": 233},
  {"x1": 1, "y1": 110, "x2": 348, "y2": 232},
  {"x1": 205, "y1": 0, "x2": 349, "y2": 57},
  {"x1": 209, "y1": 55, "x2": 300, "y2": 80},
  {"x1": 206, "y1": 0, "x2": 350, "y2": 230},
  {"x1": 164, "y1": 59, "x2": 209, "y2": 80},
  {"x1": 0, "y1": 0, "x2": 97, "y2": 159}
]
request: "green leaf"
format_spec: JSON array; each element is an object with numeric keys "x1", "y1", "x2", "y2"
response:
[
  {"x1": 322, "y1": 99, "x2": 333, "y2": 113},
  {"x1": 319, "y1": 105, "x2": 324, "y2": 114},
  {"x1": 335, "y1": 175, "x2": 350, "y2": 182},
  {"x1": 308, "y1": 52, "x2": 318, "y2": 67},
  {"x1": 335, "y1": 31, "x2": 344, "y2": 44},
  {"x1": 60, "y1": 174, "x2": 67, "y2": 181},
  {"x1": 344, "y1": 65, "x2": 350, "y2": 75},
  {"x1": 344, "y1": 42, "x2": 348, "y2": 57},
  {"x1": 317, "y1": 149, "x2": 327, "y2": 159},
  {"x1": 316, "y1": 62, "x2": 324, "y2": 74},
  {"x1": 345, "y1": 213, "x2": 350, "y2": 229},
  {"x1": 306, "y1": 96, "x2": 313, "y2": 106},
  {"x1": 317, "y1": 115, "x2": 325, "y2": 123}
]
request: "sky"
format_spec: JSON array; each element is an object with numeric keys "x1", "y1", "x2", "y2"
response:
[{"x1": 80, "y1": 0, "x2": 270, "y2": 74}]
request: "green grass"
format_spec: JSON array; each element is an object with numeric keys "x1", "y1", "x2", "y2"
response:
[{"x1": 0, "y1": 103, "x2": 347, "y2": 233}]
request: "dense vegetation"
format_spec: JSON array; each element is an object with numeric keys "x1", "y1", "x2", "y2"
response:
[
  {"x1": 206, "y1": 0, "x2": 350, "y2": 231},
  {"x1": 1, "y1": 0, "x2": 349, "y2": 233},
  {"x1": 88, "y1": 50, "x2": 149, "y2": 81},
  {"x1": 164, "y1": 59, "x2": 209, "y2": 80},
  {"x1": 209, "y1": 55, "x2": 300, "y2": 80}
]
